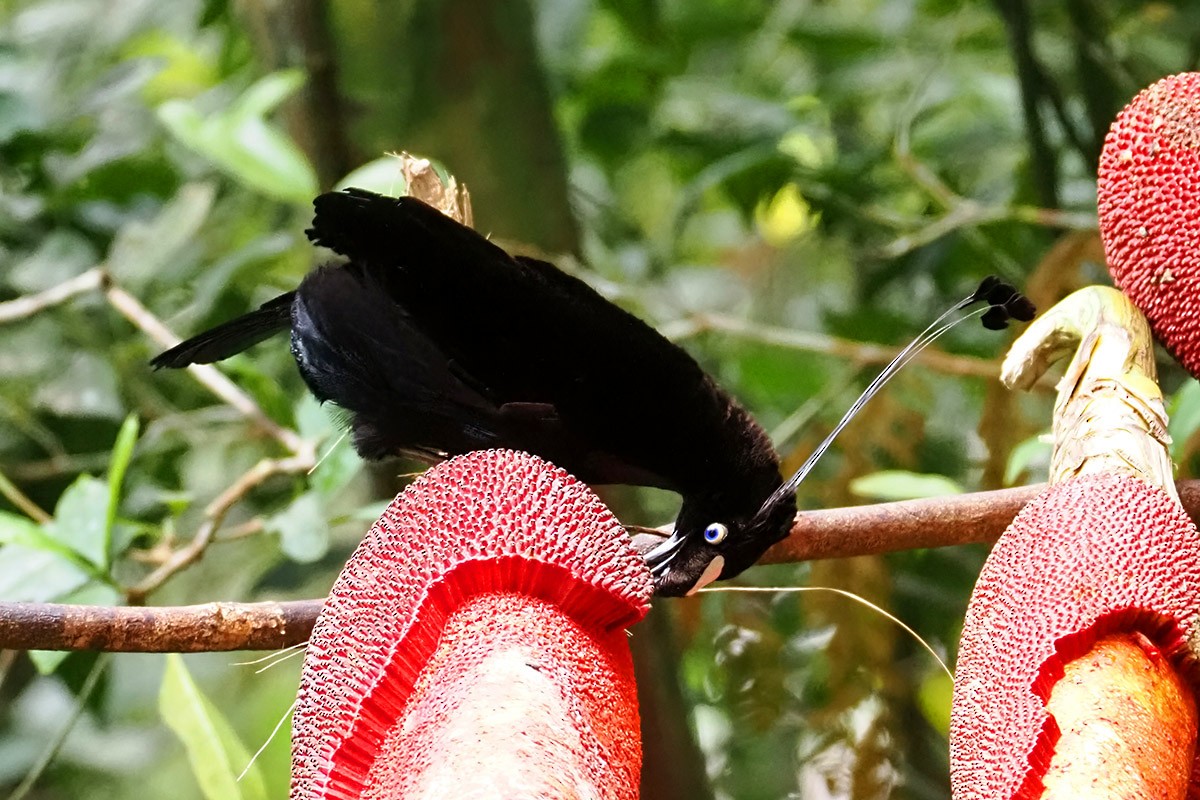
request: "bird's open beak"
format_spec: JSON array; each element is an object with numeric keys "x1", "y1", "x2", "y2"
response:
[{"x1": 644, "y1": 533, "x2": 686, "y2": 575}]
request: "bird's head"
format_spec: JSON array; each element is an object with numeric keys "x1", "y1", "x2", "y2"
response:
[{"x1": 646, "y1": 490, "x2": 796, "y2": 597}]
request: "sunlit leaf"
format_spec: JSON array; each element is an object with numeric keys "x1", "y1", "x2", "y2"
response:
[
  {"x1": 157, "y1": 71, "x2": 317, "y2": 202},
  {"x1": 160, "y1": 654, "x2": 268, "y2": 800},
  {"x1": 755, "y1": 182, "x2": 819, "y2": 247},
  {"x1": 849, "y1": 470, "x2": 964, "y2": 502}
]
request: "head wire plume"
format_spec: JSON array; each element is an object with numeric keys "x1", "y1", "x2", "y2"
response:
[{"x1": 757, "y1": 276, "x2": 1035, "y2": 518}]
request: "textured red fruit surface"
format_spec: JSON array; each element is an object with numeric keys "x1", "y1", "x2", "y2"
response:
[
  {"x1": 362, "y1": 593, "x2": 640, "y2": 800},
  {"x1": 950, "y1": 471, "x2": 1200, "y2": 799},
  {"x1": 290, "y1": 450, "x2": 652, "y2": 800},
  {"x1": 1099, "y1": 71, "x2": 1200, "y2": 376}
]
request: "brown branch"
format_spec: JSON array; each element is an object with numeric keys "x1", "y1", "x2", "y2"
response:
[
  {"x1": 0, "y1": 268, "x2": 106, "y2": 323},
  {"x1": 761, "y1": 484, "x2": 1038, "y2": 564},
  {"x1": 663, "y1": 312, "x2": 1003, "y2": 379},
  {"x1": 0, "y1": 600, "x2": 323, "y2": 652},
  {"x1": 104, "y1": 282, "x2": 308, "y2": 454},
  {"x1": 125, "y1": 452, "x2": 315, "y2": 603},
  {"x1": 0, "y1": 470, "x2": 52, "y2": 524},
  {"x1": 877, "y1": 202, "x2": 1097, "y2": 260},
  {"x1": 13, "y1": 479, "x2": 1200, "y2": 653}
]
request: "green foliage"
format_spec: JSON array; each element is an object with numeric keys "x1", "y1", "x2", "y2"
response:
[
  {"x1": 159, "y1": 71, "x2": 318, "y2": 202},
  {"x1": 160, "y1": 654, "x2": 268, "y2": 800},
  {"x1": 849, "y1": 470, "x2": 964, "y2": 502},
  {"x1": 2, "y1": 0, "x2": 1200, "y2": 797}
]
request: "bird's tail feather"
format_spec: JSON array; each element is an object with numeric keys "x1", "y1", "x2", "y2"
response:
[{"x1": 150, "y1": 292, "x2": 295, "y2": 368}]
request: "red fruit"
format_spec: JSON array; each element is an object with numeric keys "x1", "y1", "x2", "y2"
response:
[
  {"x1": 1099, "y1": 72, "x2": 1200, "y2": 376},
  {"x1": 290, "y1": 450, "x2": 652, "y2": 800},
  {"x1": 950, "y1": 471, "x2": 1200, "y2": 799}
]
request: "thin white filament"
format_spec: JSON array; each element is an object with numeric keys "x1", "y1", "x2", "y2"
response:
[
  {"x1": 230, "y1": 640, "x2": 308, "y2": 667},
  {"x1": 698, "y1": 584, "x2": 952, "y2": 681},
  {"x1": 239, "y1": 698, "x2": 297, "y2": 782},
  {"x1": 762, "y1": 301, "x2": 989, "y2": 511}
]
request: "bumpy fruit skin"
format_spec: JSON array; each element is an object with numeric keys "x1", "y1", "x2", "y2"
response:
[
  {"x1": 1099, "y1": 72, "x2": 1200, "y2": 377},
  {"x1": 950, "y1": 471, "x2": 1200, "y2": 799},
  {"x1": 290, "y1": 450, "x2": 652, "y2": 800}
]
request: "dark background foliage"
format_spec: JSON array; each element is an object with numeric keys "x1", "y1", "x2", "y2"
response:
[{"x1": 2, "y1": 1, "x2": 1199, "y2": 797}]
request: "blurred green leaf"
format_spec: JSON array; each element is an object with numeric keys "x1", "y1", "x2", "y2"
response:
[
  {"x1": 1169, "y1": 381, "x2": 1200, "y2": 462},
  {"x1": 849, "y1": 470, "x2": 963, "y2": 502},
  {"x1": 123, "y1": 30, "x2": 219, "y2": 102},
  {"x1": 107, "y1": 182, "x2": 216, "y2": 290},
  {"x1": 345, "y1": 500, "x2": 392, "y2": 523},
  {"x1": 295, "y1": 396, "x2": 360, "y2": 499},
  {"x1": 0, "y1": 511, "x2": 55, "y2": 549},
  {"x1": 26, "y1": 648, "x2": 71, "y2": 676},
  {"x1": 917, "y1": 670, "x2": 953, "y2": 736},
  {"x1": 7, "y1": 230, "x2": 97, "y2": 293},
  {"x1": 1004, "y1": 434, "x2": 1053, "y2": 487},
  {"x1": 104, "y1": 415, "x2": 140, "y2": 563},
  {"x1": 160, "y1": 654, "x2": 268, "y2": 800},
  {"x1": 0, "y1": 545, "x2": 92, "y2": 602},
  {"x1": 264, "y1": 492, "x2": 330, "y2": 563},
  {"x1": 47, "y1": 475, "x2": 111, "y2": 569},
  {"x1": 33, "y1": 353, "x2": 124, "y2": 419},
  {"x1": 219, "y1": 358, "x2": 297, "y2": 428},
  {"x1": 157, "y1": 71, "x2": 318, "y2": 202},
  {"x1": 336, "y1": 155, "x2": 409, "y2": 195}
]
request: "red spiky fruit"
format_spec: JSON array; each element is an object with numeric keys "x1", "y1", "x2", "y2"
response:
[
  {"x1": 950, "y1": 471, "x2": 1200, "y2": 798},
  {"x1": 1099, "y1": 72, "x2": 1200, "y2": 376},
  {"x1": 290, "y1": 450, "x2": 652, "y2": 800}
]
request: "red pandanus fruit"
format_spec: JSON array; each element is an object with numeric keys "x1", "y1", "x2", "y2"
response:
[
  {"x1": 1100, "y1": 72, "x2": 1200, "y2": 377},
  {"x1": 950, "y1": 287, "x2": 1200, "y2": 799},
  {"x1": 289, "y1": 449, "x2": 652, "y2": 800}
]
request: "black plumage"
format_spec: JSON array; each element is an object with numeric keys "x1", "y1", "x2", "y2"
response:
[
  {"x1": 153, "y1": 188, "x2": 1034, "y2": 596},
  {"x1": 153, "y1": 189, "x2": 794, "y2": 595}
]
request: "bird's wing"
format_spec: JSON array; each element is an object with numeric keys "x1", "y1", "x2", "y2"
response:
[{"x1": 295, "y1": 262, "x2": 675, "y2": 487}]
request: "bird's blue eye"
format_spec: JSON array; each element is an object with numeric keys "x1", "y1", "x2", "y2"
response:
[{"x1": 703, "y1": 523, "x2": 729, "y2": 544}]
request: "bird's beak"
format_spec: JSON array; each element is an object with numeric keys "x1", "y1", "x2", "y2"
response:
[
  {"x1": 644, "y1": 533, "x2": 686, "y2": 574},
  {"x1": 685, "y1": 556, "x2": 725, "y2": 596}
]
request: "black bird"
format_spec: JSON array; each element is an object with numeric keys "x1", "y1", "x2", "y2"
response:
[{"x1": 152, "y1": 188, "x2": 1034, "y2": 595}]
